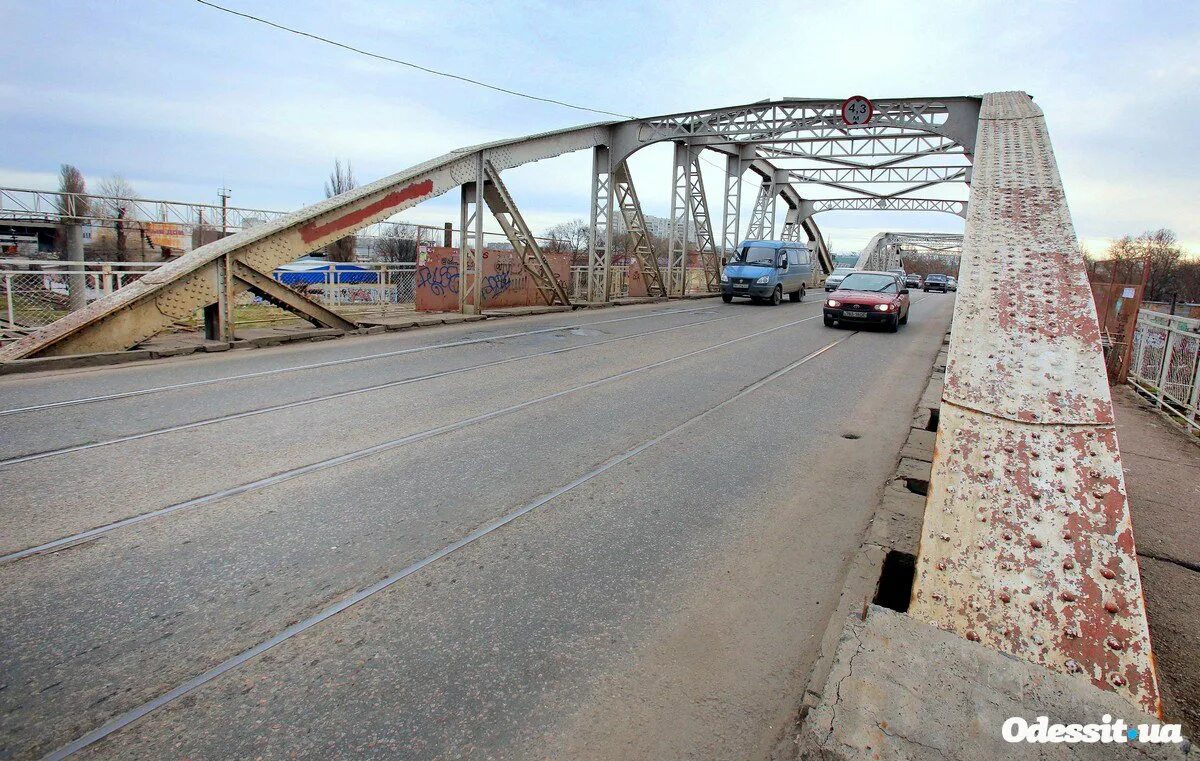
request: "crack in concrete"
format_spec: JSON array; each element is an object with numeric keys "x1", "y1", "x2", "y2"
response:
[
  {"x1": 1138, "y1": 550, "x2": 1200, "y2": 575},
  {"x1": 821, "y1": 623, "x2": 866, "y2": 749}
]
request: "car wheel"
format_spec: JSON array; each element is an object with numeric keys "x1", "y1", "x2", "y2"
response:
[
  {"x1": 722, "y1": 294, "x2": 733, "y2": 303},
  {"x1": 887, "y1": 316, "x2": 899, "y2": 333},
  {"x1": 900, "y1": 310, "x2": 909, "y2": 325},
  {"x1": 824, "y1": 315, "x2": 834, "y2": 327},
  {"x1": 789, "y1": 287, "x2": 801, "y2": 302},
  {"x1": 769, "y1": 286, "x2": 782, "y2": 306}
]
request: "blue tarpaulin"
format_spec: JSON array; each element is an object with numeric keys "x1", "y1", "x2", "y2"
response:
[{"x1": 273, "y1": 260, "x2": 378, "y2": 286}]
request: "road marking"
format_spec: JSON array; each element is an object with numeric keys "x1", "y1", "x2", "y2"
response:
[
  {"x1": 0, "y1": 303, "x2": 722, "y2": 417},
  {"x1": 1, "y1": 309, "x2": 825, "y2": 566},
  {"x1": 0, "y1": 310, "x2": 754, "y2": 467},
  {"x1": 38, "y1": 331, "x2": 856, "y2": 761}
]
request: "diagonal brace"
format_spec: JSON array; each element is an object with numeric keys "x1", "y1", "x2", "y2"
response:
[
  {"x1": 481, "y1": 161, "x2": 570, "y2": 306},
  {"x1": 231, "y1": 260, "x2": 357, "y2": 331}
]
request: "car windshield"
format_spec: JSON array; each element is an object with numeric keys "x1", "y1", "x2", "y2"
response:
[
  {"x1": 926, "y1": 274, "x2": 947, "y2": 281},
  {"x1": 838, "y1": 273, "x2": 898, "y2": 293},
  {"x1": 831, "y1": 268, "x2": 854, "y2": 275},
  {"x1": 733, "y1": 245, "x2": 778, "y2": 266}
]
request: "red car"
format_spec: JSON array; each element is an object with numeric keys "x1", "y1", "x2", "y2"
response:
[{"x1": 823, "y1": 271, "x2": 911, "y2": 332}]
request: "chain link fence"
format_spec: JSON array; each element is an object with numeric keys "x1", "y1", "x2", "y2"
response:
[{"x1": 0, "y1": 259, "x2": 421, "y2": 344}]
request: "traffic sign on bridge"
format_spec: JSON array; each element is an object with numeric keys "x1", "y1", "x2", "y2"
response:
[{"x1": 841, "y1": 95, "x2": 873, "y2": 126}]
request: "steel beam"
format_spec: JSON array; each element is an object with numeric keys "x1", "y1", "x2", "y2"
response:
[
  {"x1": 909, "y1": 91, "x2": 1160, "y2": 715},
  {"x1": 457, "y1": 155, "x2": 486, "y2": 314},
  {"x1": 230, "y1": 260, "x2": 356, "y2": 331},
  {"x1": 720, "y1": 152, "x2": 745, "y2": 259},
  {"x1": 746, "y1": 176, "x2": 777, "y2": 240},
  {"x1": 802, "y1": 197, "x2": 967, "y2": 219},
  {"x1": 665, "y1": 143, "x2": 691, "y2": 297},
  {"x1": 612, "y1": 161, "x2": 665, "y2": 297},
  {"x1": 587, "y1": 146, "x2": 614, "y2": 303},
  {"x1": 481, "y1": 161, "x2": 570, "y2": 307}
]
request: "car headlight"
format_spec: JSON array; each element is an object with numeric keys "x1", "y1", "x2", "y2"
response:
[
  {"x1": 720, "y1": 271, "x2": 728, "y2": 283},
  {"x1": 875, "y1": 303, "x2": 892, "y2": 312},
  {"x1": 826, "y1": 299, "x2": 840, "y2": 307},
  {"x1": 756, "y1": 274, "x2": 771, "y2": 284}
]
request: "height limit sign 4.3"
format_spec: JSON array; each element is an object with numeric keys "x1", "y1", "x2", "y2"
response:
[{"x1": 841, "y1": 96, "x2": 873, "y2": 126}]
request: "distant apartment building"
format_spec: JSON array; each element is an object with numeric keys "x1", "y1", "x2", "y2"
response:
[{"x1": 612, "y1": 213, "x2": 696, "y2": 244}]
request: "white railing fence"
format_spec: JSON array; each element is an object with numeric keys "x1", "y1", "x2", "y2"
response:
[{"x1": 1128, "y1": 308, "x2": 1200, "y2": 433}]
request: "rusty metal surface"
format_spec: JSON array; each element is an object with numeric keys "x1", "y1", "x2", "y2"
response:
[{"x1": 910, "y1": 92, "x2": 1160, "y2": 714}]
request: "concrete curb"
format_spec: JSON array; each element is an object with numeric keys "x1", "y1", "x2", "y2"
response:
[{"x1": 784, "y1": 330, "x2": 950, "y2": 745}]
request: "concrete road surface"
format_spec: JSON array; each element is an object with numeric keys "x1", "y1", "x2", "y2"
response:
[{"x1": 0, "y1": 294, "x2": 954, "y2": 760}]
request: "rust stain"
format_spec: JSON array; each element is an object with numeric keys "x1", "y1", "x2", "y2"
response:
[{"x1": 910, "y1": 92, "x2": 1159, "y2": 716}]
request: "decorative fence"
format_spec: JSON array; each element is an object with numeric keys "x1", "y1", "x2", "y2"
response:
[{"x1": 1128, "y1": 308, "x2": 1200, "y2": 433}]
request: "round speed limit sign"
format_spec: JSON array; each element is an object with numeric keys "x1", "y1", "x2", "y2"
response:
[{"x1": 841, "y1": 95, "x2": 873, "y2": 126}]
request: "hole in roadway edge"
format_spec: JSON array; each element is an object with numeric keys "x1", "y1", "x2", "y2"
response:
[
  {"x1": 904, "y1": 477, "x2": 930, "y2": 496},
  {"x1": 874, "y1": 550, "x2": 916, "y2": 613},
  {"x1": 842, "y1": 433, "x2": 861, "y2": 440},
  {"x1": 925, "y1": 407, "x2": 941, "y2": 433}
]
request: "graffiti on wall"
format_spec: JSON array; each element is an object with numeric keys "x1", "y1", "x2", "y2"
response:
[{"x1": 416, "y1": 255, "x2": 460, "y2": 296}]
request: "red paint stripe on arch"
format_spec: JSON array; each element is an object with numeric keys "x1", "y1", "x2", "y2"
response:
[{"x1": 299, "y1": 179, "x2": 434, "y2": 244}]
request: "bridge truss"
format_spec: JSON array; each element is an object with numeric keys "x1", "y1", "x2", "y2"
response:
[
  {"x1": 1, "y1": 95, "x2": 981, "y2": 357},
  {"x1": 854, "y1": 231, "x2": 965, "y2": 271},
  {"x1": 0, "y1": 91, "x2": 1165, "y2": 718}
]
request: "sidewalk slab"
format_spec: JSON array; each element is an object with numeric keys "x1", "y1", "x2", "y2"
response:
[
  {"x1": 1114, "y1": 386, "x2": 1200, "y2": 740},
  {"x1": 799, "y1": 606, "x2": 1190, "y2": 760}
]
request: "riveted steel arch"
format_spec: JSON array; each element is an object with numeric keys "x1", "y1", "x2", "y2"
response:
[{"x1": 2, "y1": 97, "x2": 980, "y2": 360}]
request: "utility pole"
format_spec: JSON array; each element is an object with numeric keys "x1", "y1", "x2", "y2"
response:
[{"x1": 218, "y1": 186, "x2": 231, "y2": 236}]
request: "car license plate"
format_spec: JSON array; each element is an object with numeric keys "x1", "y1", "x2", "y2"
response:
[
  {"x1": 844, "y1": 310, "x2": 868, "y2": 318},
  {"x1": 733, "y1": 283, "x2": 748, "y2": 289}
]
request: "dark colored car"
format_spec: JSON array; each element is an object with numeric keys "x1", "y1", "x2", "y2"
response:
[
  {"x1": 824, "y1": 267, "x2": 856, "y2": 292},
  {"x1": 824, "y1": 271, "x2": 911, "y2": 332},
  {"x1": 923, "y1": 273, "x2": 949, "y2": 292},
  {"x1": 905, "y1": 273, "x2": 922, "y2": 289}
]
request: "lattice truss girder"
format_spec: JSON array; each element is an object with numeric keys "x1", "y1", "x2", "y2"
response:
[
  {"x1": 612, "y1": 162, "x2": 666, "y2": 297},
  {"x1": 854, "y1": 231, "x2": 965, "y2": 270},
  {"x1": 3, "y1": 96, "x2": 982, "y2": 359},
  {"x1": 746, "y1": 176, "x2": 778, "y2": 240},
  {"x1": 481, "y1": 161, "x2": 570, "y2": 307},
  {"x1": 665, "y1": 143, "x2": 721, "y2": 296},
  {"x1": 587, "y1": 146, "x2": 614, "y2": 303}
]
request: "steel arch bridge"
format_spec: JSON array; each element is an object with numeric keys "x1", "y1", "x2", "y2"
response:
[
  {"x1": 0, "y1": 91, "x2": 1167, "y2": 718},
  {"x1": 0, "y1": 94, "x2": 979, "y2": 360},
  {"x1": 855, "y1": 231, "x2": 965, "y2": 271}
]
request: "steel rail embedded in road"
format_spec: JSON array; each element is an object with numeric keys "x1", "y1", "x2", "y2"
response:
[
  {"x1": 0, "y1": 304, "x2": 722, "y2": 417},
  {"x1": 0, "y1": 309, "x2": 759, "y2": 467},
  {"x1": 38, "y1": 330, "x2": 857, "y2": 761},
  {"x1": 1, "y1": 306, "x2": 848, "y2": 567}
]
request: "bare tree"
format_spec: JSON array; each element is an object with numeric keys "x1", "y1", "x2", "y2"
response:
[
  {"x1": 372, "y1": 223, "x2": 419, "y2": 263},
  {"x1": 56, "y1": 164, "x2": 89, "y2": 226},
  {"x1": 543, "y1": 219, "x2": 590, "y2": 266},
  {"x1": 92, "y1": 175, "x2": 141, "y2": 262},
  {"x1": 1103, "y1": 230, "x2": 1185, "y2": 300},
  {"x1": 324, "y1": 159, "x2": 358, "y2": 262}
]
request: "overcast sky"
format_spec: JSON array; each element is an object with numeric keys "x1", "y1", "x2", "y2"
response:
[{"x1": 2, "y1": 0, "x2": 1197, "y2": 253}]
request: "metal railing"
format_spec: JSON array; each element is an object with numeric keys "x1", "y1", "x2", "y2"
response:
[{"x1": 1128, "y1": 308, "x2": 1200, "y2": 433}]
